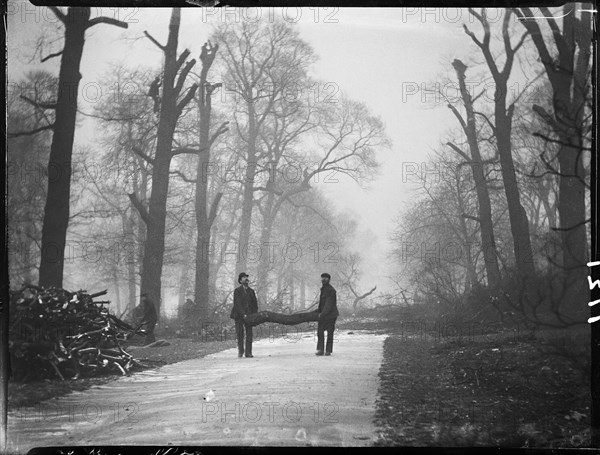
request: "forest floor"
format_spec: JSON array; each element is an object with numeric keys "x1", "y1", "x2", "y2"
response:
[
  {"x1": 373, "y1": 330, "x2": 590, "y2": 448},
  {"x1": 8, "y1": 314, "x2": 591, "y2": 448}
]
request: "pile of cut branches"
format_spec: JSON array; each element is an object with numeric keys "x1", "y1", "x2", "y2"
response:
[{"x1": 9, "y1": 285, "x2": 147, "y2": 381}]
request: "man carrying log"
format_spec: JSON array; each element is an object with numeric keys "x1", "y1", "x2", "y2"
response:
[
  {"x1": 230, "y1": 272, "x2": 258, "y2": 358},
  {"x1": 316, "y1": 273, "x2": 339, "y2": 356}
]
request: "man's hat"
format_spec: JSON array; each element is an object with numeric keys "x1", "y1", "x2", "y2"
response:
[
  {"x1": 321, "y1": 273, "x2": 331, "y2": 279},
  {"x1": 238, "y1": 272, "x2": 249, "y2": 283}
]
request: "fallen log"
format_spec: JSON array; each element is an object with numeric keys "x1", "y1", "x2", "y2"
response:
[{"x1": 244, "y1": 310, "x2": 319, "y2": 327}]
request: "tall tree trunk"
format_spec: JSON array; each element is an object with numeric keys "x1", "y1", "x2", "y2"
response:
[
  {"x1": 120, "y1": 206, "x2": 138, "y2": 318},
  {"x1": 450, "y1": 59, "x2": 501, "y2": 288},
  {"x1": 464, "y1": 10, "x2": 535, "y2": 281},
  {"x1": 456, "y1": 179, "x2": 476, "y2": 294},
  {"x1": 140, "y1": 121, "x2": 176, "y2": 318},
  {"x1": 554, "y1": 62, "x2": 589, "y2": 304},
  {"x1": 23, "y1": 227, "x2": 35, "y2": 284},
  {"x1": 38, "y1": 8, "x2": 88, "y2": 288},
  {"x1": 133, "y1": 8, "x2": 198, "y2": 318},
  {"x1": 516, "y1": 5, "x2": 590, "y2": 301},
  {"x1": 208, "y1": 194, "x2": 242, "y2": 294},
  {"x1": 178, "y1": 226, "x2": 192, "y2": 310},
  {"x1": 112, "y1": 269, "x2": 122, "y2": 316},
  {"x1": 193, "y1": 42, "x2": 226, "y2": 325},
  {"x1": 288, "y1": 268, "x2": 295, "y2": 310},
  {"x1": 495, "y1": 106, "x2": 536, "y2": 277},
  {"x1": 161, "y1": 285, "x2": 167, "y2": 319},
  {"x1": 38, "y1": 7, "x2": 127, "y2": 287},
  {"x1": 299, "y1": 277, "x2": 306, "y2": 310},
  {"x1": 194, "y1": 152, "x2": 211, "y2": 322},
  {"x1": 136, "y1": 161, "x2": 147, "y2": 296},
  {"x1": 516, "y1": 5, "x2": 593, "y2": 441},
  {"x1": 124, "y1": 209, "x2": 137, "y2": 318},
  {"x1": 237, "y1": 105, "x2": 258, "y2": 276},
  {"x1": 257, "y1": 194, "x2": 276, "y2": 300}
]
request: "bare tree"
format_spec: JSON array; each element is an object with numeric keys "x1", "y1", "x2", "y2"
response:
[
  {"x1": 31, "y1": 7, "x2": 128, "y2": 288},
  {"x1": 254, "y1": 80, "x2": 321, "y2": 296},
  {"x1": 128, "y1": 8, "x2": 198, "y2": 316},
  {"x1": 514, "y1": 5, "x2": 591, "y2": 295},
  {"x1": 339, "y1": 254, "x2": 377, "y2": 313},
  {"x1": 463, "y1": 8, "x2": 535, "y2": 278},
  {"x1": 448, "y1": 59, "x2": 501, "y2": 288},
  {"x1": 513, "y1": 4, "x2": 594, "y2": 444},
  {"x1": 7, "y1": 71, "x2": 56, "y2": 285},
  {"x1": 211, "y1": 20, "x2": 316, "y2": 277},
  {"x1": 192, "y1": 41, "x2": 229, "y2": 323}
]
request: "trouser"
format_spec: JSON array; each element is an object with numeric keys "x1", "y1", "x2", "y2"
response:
[
  {"x1": 317, "y1": 318, "x2": 336, "y2": 353},
  {"x1": 235, "y1": 319, "x2": 253, "y2": 356}
]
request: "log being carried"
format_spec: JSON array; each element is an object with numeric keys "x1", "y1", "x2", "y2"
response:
[
  {"x1": 232, "y1": 272, "x2": 339, "y2": 358},
  {"x1": 244, "y1": 310, "x2": 319, "y2": 326}
]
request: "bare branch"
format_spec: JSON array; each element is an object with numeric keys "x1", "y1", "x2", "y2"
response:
[
  {"x1": 169, "y1": 170, "x2": 196, "y2": 183},
  {"x1": 20, "y1": 95, "x2": 56, "y2": 110},
  {"x1": 144, "y1": 31, "x2": 166, "y2": 51},
  {"x1": 47, "y1": 7, "x2": 66, "y2": 24},
  {"x1": 128, "y1": 193, "x2": 149, "y2": 225},
  {"x1": 176, "y1": 84, "x2": 198, "y2": 114},
  {"x1": 175, "y1": 48, "x2": 191, "y2": 72},
  {"x1": 174, "y1": 58, "x2": 196, "y2": 95},
  {"x1": 41, "y1": 50, "x2": 63, "y2": 63},
  {"x1": 8, "y1": 123, "x2": 54, "y2": 138},
  {"x1": 462, "y1": 213, "x2": 481, "y2": 223},
  {"x1": 513, "y1": 8, "x2": 558, "y2": 85},
  {"x1": 532, "y1": 104, "x2": 557, "y2": 130},
  {"x1": 474, "y1": 111, "x2": 496, "y2": 135},
  {"x1": 551, "y1": 218, "x2": 591, "y2": 232},
  {"x1": 209, "y1": 121, "x2": 229, "y2": 146},
  {"x1": 208, "y1": 192, "x2": 223, "y2": 226},
  {"x1": 132, "y1": 145, "x2": 155, "y2": 166},
  {"x1": 171, "y1": 147, "x2": 200, "y2": 156},
  {"x1": 447, "y1": 103, "x2": 466, "y2": 130},
  {"x1": 446, "y1": 142, "x2": 471, "y2": 162},
  {"x1": 87, "y1": 16, "x2": 129, "y2": 30},
  {"x1": 539, "y1": 7, "x2": 567, "y2": 55}
]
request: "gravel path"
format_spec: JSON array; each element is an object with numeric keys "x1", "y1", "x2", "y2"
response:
[{"x1": 7, "y1": 330, "x2": 385, "y2": 451}]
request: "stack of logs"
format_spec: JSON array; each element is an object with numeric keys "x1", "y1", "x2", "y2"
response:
[{"x1": 9, "y1": 285, "x2": 147, "y2": 381}]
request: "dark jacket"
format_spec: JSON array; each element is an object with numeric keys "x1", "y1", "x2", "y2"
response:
[
  {"x1": 318, "y1": 283, "x2": 339, "y2": 321},
  {"x1": 139, "y1": 297, "x2": 157, "y2": 325},
  {"x1": 230, "y1": 285, "x2": 258, "y2": 320}
]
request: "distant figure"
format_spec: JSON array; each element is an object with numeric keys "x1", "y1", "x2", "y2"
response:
[
  {"x1": 316, "y1": 273, "x2": 339, "y2": 356},
  {"x1": 179, "y1": 298, "x2": 195, "y2": 324},
  {"x1": 230, "y1": 272, "x2": 258, "y2": 358},
  {"x1": 139, "y1": 293, "x2": 158, "y2": 345},
  {"x1": 147, "y1": 76, "x2": 161, "y2": 113}
]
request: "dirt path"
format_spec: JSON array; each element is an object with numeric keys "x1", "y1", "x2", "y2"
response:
[{"x1": 8, "y1": 330, "x2": 386, "y2": 451}]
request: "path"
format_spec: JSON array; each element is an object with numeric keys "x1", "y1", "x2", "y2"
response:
[{"x1": 8, "y1": 330, "x2": 386, "y2": 451}]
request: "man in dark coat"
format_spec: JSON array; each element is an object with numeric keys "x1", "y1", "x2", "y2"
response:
[
  {"x1": 230, "y1": 272, "x2": 258, "y2": 358},
  {"x1": 139, "y1": 293, "x2": 157, "y2": 345},
  {"x1": 316, "y1": 273, "x2": 339, "y2": 356}
]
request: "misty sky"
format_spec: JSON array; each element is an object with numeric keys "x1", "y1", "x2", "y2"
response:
[{"x1": 8, "y1": 4, "x2": 542, "y2": 294}]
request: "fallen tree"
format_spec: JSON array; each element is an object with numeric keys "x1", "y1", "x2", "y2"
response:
[{"x1": 244, "y1": 310, "x2": 319, "y2": 327}]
